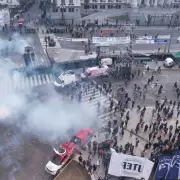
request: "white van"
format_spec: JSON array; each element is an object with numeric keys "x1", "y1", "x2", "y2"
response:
[
  {"x1": 81, "y1": 65, "x2": 109, "y2": 80},
  {"x1": 54, "y1": 71, "x2": 77, "y2": 88},
  {"x1": 164, "y1": 58, "x2": 174, "y2": 68},
  {"x1": 101, "y1": 58, "x2": 112, "y2": 66}
]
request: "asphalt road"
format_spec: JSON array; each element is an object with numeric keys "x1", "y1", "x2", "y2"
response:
[
  {"x1": 2, "y1": 4, "x2": 180, "y2": 180},
  {"x1": 0, "y1": 85, "x2": 59, "y2": 180},
  {"x1": 0, "y1": 68, "x2": 177, "y2": 180},
  {"x1": 0, "y1": 29, "x2": 49, "y2": 68},
  {"x1": 57, "y1": 27, "x2": 180, "y2": 53},
  {"x1": 95, "y1": 68, "x2": 179, "y2": 106}
]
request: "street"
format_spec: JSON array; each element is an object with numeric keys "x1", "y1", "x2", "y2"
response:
[
  {"x1": 0, "y1": 67, "x2": 179, "y2": 180},
  {"x1": 1, "y1": 1, "x2": 180, "y2": 179},
  {"x1": 57, "y1": 27, "x2": 180, "y2": 53}
]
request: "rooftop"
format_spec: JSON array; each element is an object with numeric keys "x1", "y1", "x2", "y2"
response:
[{"x1": 47, "y1": 48, "x2": 85, "y2": 63}]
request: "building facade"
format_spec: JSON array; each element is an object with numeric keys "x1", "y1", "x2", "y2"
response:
[
  {"x1": 130, "y1": 0, "x2": 175, "y2": 7},
  {"x1": 81, "y1": 0, "x2": 129, "y2": 11},
  {"x1": 172, "y1": 0, "x2": 180, "y2": 8},
  {"x1": 0, "y1": 0, "x2": 19, "y2": 7},
  {"x1": 0, "y1": 8, "x2": 10, "y2": 27},
  {"x1": 46, "y1": 0, "x2": 180, "y2": 23},
  {"x1": 46, "y1": 0, "x2": 81, "y2": 23}
]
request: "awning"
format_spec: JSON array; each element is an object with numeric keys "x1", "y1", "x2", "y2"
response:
[{"x1": 171, "y1": 51, "x2": 180, "y2": 59}]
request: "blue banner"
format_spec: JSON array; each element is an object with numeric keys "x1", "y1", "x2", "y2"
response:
[
  {"x1": 155, "y1": 151, "x2": 180, "y2": 180},
  {"x1": 154, "y1": 39, "x2": 168, "y2": 44}
]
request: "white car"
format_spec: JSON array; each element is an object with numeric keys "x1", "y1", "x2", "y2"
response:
[
  {"x1": 45, "y1": 148, "x2": 66, "y2": 175},
  {"x1": 54, "y1": 70, "x2": 77, "y2": 88},
  {"x1": 164, "y1": 58, "x2": 174, "y2": 68},
  {"x1": 101, "y1": 58, "x2": 112, "y2": 66}
]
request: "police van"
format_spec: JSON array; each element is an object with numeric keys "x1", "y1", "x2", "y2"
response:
[{"x1": 54, "y1": 70, "x2": 78, "y2": 88}]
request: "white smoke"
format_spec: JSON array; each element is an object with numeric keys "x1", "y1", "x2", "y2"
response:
[
  {"x1": 0, "y1": 131, "x2": 23, "y2": 180},
  {"x1": 0, "y1": 33, "x2": 98, "y2": 179},
  {"x1": 0, "y1": 33, "x2": 32, "y2": 55},
  {"x1": 0, "y1": 33, "x2": 97, "y2": 142}
]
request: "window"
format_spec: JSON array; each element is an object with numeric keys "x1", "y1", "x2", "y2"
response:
[
  {"x1": 108, "y1": 0, "x2": 113, "y2": 2},
  {"x1": 108, "y1": 5, "x2": 113, "y2": 9},
  {"x1": 69, "y1": 7, "x2": 74, "y2": 12},
  {"x1": 92, "y1": 0, "x2": 97, "y2": 2},
  {"x1": 116, "y1": 0, "x2": 121, "y2": 2},
  {"x1": 92, "y1": 4, "x2": 97, "y2": 9},
  {"x1": 60, "y1": 7, "x2": 66, "y2": 12},
  {"x1": 115, "y1": 5, "x2": 121, "y2": 8},
  {"x1": 53, "y1": 8, "x2": 58, "y2": 12},
  {"x1": 61, "y1": 0, "x2": 65, "y2": 5},
  {"x1": 51, "y1": 155, "x2": 61, "y2": 165},
  {"x1": 100, "y1": 5, "x2": 105, "y2": 9},
  {"x1": 83, "y1": 71, "x2": 90, "y2": 76},
  {"x1": 55, "y1": 77, "x2": 64, "y2": 84},
  {"x1": 84, "y1": 5, "x2": 89, "y2": 9},
  {"x1": 69, "y1": 0, "x2": 74, "y2": 5},
  {"x1": 71, "y1": 136, "x2": 81, "y2": 146}
]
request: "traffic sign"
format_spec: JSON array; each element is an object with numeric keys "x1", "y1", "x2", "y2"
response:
[{"x1": 154, "y1": 39, "x2": 168, "y2": 44}]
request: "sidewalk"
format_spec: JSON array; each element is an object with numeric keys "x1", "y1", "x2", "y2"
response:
[
  {"x1": 74, "y1": 129, "x2": 149, "y2": 180},
  {"x1": 146, "y1": 61, "x2": 180, "y2": 70}
]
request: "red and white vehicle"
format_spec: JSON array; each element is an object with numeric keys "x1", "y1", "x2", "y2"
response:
[
  {"x1": 81, "y1": 65, "x2": 109, "y2": 80},
  {"x1": 45, "y1": 128, "x2": 94, "y2": 175}
]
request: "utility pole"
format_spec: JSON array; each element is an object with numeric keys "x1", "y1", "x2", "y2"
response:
[
  {"x1": 60, "y1": 5, "x2": 65, "y2": 25},
  {"x1": 167, "y1": 27, "x2": 174, "y2": 53},
  {"x1": 123, "y1": 24, "x2": 136, "y2": 65},
  {"x1": 84, "y1": 0, "x2": 89, "y2": 16}
]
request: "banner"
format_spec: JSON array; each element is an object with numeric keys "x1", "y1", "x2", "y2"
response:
[
  {"x1": 58, "y1": 37, "x2": 72, "y2": 41},
  {"x1": 136, "y1": 40, "x2": 155, "y2": 44},
  {"x1": 108, "y1": 152, "x2": 154, "y2": 180},
  {"x1": 72, "y1": 38, "x2": 88, "y2": 42},
  {"x1": 157, "y1": 35, "x2": 171, "y2": 39},
  {"x1": 154, "y1": 39, "x2": 168, "y2": 44},
  {"x1": 155, "y1": 151, "x2": 180, "y2": 180},
  {"x1": 92, "y1": 37, "x2": 130, "y2": 45}
]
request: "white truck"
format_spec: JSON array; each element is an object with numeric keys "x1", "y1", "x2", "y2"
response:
[{"x1": 54, "y1": 70, "x2": 79, "y2": 88}]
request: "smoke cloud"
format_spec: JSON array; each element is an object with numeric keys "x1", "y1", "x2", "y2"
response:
[
  {"x1": 0, "y1": 33, "x2": 97, "y2": 180},
  {"x1": 0, "y1": 33, "x2": 97, "y2": 142}
]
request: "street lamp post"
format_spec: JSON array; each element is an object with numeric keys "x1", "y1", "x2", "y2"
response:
[
  {"x1": 84, "y1": 0, "x2": 89, "y2": 16},
  {"x1": 60, "y1": 5, "x2": 65, "y2": 25}
]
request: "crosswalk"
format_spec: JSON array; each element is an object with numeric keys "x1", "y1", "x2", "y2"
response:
[
  {"x1": 74, "y1": 82, "x2": 115, "y2": 125},
  {"x1": 0, "y1": 73, "x2": 55, "y2": 93},
  {"x1": 38, "y1": 33, "x2": 61, "y2": 49}
]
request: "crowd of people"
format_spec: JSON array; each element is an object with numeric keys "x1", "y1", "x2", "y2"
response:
[{"x1": 58, "y1": 65, "x2": 180, "y2": 180}]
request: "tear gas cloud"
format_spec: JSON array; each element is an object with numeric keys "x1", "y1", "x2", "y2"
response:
[
  {"x1": 0, "y1": 33, "x2": 98, "y2": 179},
  {"x1": 0, "y1": 33, "x2": 98, "y2": 143},
  {"x1": 0, "y1": 33, "x2": 32, "y2": 55}
]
